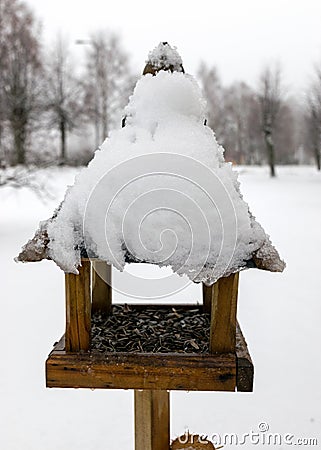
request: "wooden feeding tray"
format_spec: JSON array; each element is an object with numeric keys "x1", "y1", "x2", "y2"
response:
[{"x1": 46, "y1": 259, "x2": 253, "y2": 392}]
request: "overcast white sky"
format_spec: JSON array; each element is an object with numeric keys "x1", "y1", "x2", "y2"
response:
[{"x1": 26, "y1": 0, "x2": 321, "y2": 91}]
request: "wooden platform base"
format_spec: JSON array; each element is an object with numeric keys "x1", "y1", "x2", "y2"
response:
[{"x1": 46, "y1": 316, "x2": 253, "y2": 392}]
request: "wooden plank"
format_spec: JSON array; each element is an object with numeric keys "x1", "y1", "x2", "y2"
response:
[
  {"x1": 46, "y1": 345, "x2": 236, "y2": 391},
  {"x1": 65, "y1": 260, "x2": 91, "y2": 352},
  {"x1": 134, "y1": 390, "x2": 170, "y2": 450},
  {"x1": 91, "y1": 261, "x2": 112, "y2": 315},
  {"x1": 117, "y1": 304, "x2": 202, "y2": 312},
  {"x1": 236, "y1": 322, "x2": 254, "y2": 392},
  {"x1": 202, "y1": 284, "x2": 212, "y2": 314},
  {"x1": 209, "y1": 272, "x2": 239, "y2": 353}
]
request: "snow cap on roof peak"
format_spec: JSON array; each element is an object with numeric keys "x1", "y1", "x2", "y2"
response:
[{"x1": 143, "y1": 42, "x2": 184, "y2": 75}]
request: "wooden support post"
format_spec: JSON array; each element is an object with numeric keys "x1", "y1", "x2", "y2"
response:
[
  {"x1": 236, "y1": 322, "x2": 254, "y2": 392},
  {"x1": 209, "y1": 272, "x2": 239, "y2": 353},
  {"x1": 202, "y1": 284, "x2": 212, "y2": 313},
  {"x1": 65, "y1": 260, "x2": 91, "y2": 352},
  {"x1": 134, "y1": 390, "x2": 170, "y2": 450},
  {"x1": 91, "y1": 260, "x2": 112, "y2": 315}
]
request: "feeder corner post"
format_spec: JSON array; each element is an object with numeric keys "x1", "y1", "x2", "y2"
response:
[
  {"x1": 202, "y1": 272, "x2": 239, "y2": 354},
  {"x1": 202, "y1": 283, "x2": 212, "y2": 313},
  {"x1": 91, "y1": 260, "x2": 112, "y2": 315},
  {"x1": 65, "y1": 259, "x2": 91, "y2": 352}
]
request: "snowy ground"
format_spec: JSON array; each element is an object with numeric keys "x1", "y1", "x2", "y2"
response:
[{"x1": 1, "y1": 165, "x2": 320, "y2": 449}]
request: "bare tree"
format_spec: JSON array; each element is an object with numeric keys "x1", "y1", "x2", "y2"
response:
[
  {"x1": 198, "y1": 62, "x2": 301, "y2": 167},
  {"x1": 81, "y1": 31, "x2": 134, "y2": 147},
  {"x1": 198, "y1": 65, "x2": 265, "y2": 164},
  {"x1": 45, "y1": 35, "x2": 83, "y2": 164},
  {"x1": 0, "y1": 0, "x2": 43, "y2": 166},
  {"x1": 306, "y1": 66, "x2": 321, "y2": 170},
  {"x1": 258, "y1": 65, "x2": 283, "y2": 177},
  {"x1": 224, "y1": 82, "x2": 263, "y2": 164},
  {"x1": 197, "y1": 62, "x2": 227, "y2": 144},
  {"x1": 275, "y1": 100, "x2": 298, "y2": 164}
]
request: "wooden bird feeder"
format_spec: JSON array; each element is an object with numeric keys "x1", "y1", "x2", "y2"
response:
[
  {"x1": 48, "y1": 263, "x2": 250, "y2": 392},
  {"x1": 17, "y1": 43, "x2": 285, "y2": 450},
  {"x1": 47, "y1": 260, "x2": 252, "y2": 449}
]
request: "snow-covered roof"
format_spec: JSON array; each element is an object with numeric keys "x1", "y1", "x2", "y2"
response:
[{"x1": 17, "y1": 43, "x2": 285, "y2": 285}]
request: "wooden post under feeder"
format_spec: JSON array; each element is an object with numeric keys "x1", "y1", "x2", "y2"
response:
[{"x1": 135, "y1": 390, "x2": 170, "y2": 450}]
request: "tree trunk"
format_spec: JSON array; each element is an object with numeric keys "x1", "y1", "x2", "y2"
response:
[
  {"x1": 11, "y1": 102, "x2": 28, "y2": 166},
  {"x1": 13, "y1": 126, "x2": 26, "y2": 165},
  {"x1": 59, "y1": 119, "x2": 66, "y2": 165},
  {"x1": 315, "y1": 147, "x2": 321, "y2": 171},
  {"x1": 94, "y1": 111, "x2": 100, "y2": 149},
  {"x1": 0, "y1": 121, "x2": 3, "y2": 158},
  {"x1": 0, "y1": 94, "x2": 3, "y2": 157},
  {"x1": 101, "y1": 83, "x2": 108, "y2": 140},
  {"x1": 264, "y1": 130, "x2": 276, "y2": 177}
]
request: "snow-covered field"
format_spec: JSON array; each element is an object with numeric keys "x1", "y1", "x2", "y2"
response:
[{"x1": 1, "y1": 165, "x2": 320, "y2": 449}]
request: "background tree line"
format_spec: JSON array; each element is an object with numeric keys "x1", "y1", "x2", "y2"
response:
[
  {"x1": 198, "y1": 62, "x2": 321, "y2": 176},
  {"x1": 0, "y1": 0, "x2": 135, "y2": 169},
  {"x1": 0, "y1": 0, "x2": 320, "y2": 175}
]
